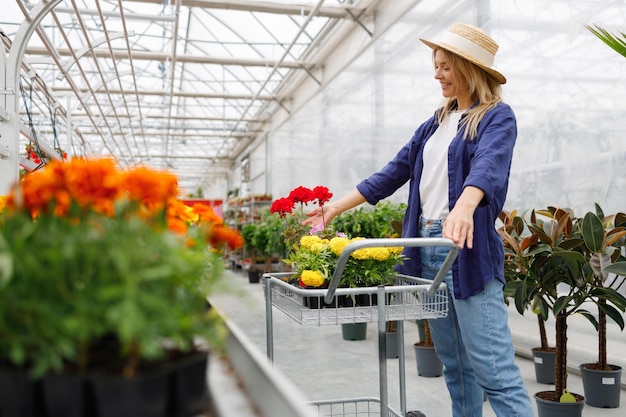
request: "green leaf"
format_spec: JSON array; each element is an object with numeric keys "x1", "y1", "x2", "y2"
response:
[
  {"x1": 578, "y1": 310, "x2": 599, "y2": 331},
  {"x1": 553, "y1": 295, "x2": 572, "y2": 314},
  {"x1": 598, "y1": 302, "x2": 625, "y2": 330},
  {"x1": 581, "y1": 212, "x2": 605, "y2": 253},
  {"x1": 586, "y1": 24, "x2": 626, "y2": 59},
  {"x1": 604, "y1": 261, "x2": 626, "y2": 276}
]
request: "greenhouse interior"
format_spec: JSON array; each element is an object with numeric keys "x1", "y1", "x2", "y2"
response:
[{"x1": 1, "y1": 1, "x2": 625, "y2": 417}]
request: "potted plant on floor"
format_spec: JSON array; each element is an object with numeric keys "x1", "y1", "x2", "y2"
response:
[
  {"x1": 414, "y1": 320, "x2": 442, "y2": 377},
  {"x1": 576, "y1": 207, "x2": 626, "y2": 408},
  {"x1": 499, "y1": 209, "x2": 556, "y2": 384},
  {"x1": 502, "y1": 207, "x2": 588, "y2": 416},
  {"x1": 241, "y1": 222, "x2": 262, "y2": 283},
  {"x1": 254, "y1": 211, "x2": 286, "y2": 274},
  {"x1": 502, "y1": 206, "x2": 626, "y2": 417},
  {"x1": 0, "y1": 158, "x2": 243, "y2": 417}
]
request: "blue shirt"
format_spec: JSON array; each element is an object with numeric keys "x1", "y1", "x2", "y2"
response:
[{"x1": 356, "y1": 102, "x2": 517, "y2": 299}]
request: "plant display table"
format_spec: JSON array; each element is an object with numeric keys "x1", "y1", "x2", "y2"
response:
[{"x1": 264, "y1": 238, "x2": 458, "y2": 417}]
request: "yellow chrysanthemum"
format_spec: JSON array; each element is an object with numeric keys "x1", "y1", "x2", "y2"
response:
[
  {"x1": 301, "y1": 270, "x2": 325, "y2": 287},
  {"x1": 300, "y1": 235, "x2": 323, "y2": 250},
  {"x1": 310, "y1": 242, "x2": 327, "y2": 253},
  {"x1": 328, "y1": 236, "x2": 350, "y2": 256},
  {"x1": 388, "y1": 246, "x2": 404, "y2": 255}
]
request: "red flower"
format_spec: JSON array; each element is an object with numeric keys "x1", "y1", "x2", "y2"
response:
[
  {"x1": 270, "y1": 197, "x2": 295, "y2": 217},
  {"x1": 288, "y1": 186, "x2": 314, "y2": 205},
  {"x1": 312, "y1": 186, "x2": 333, "y2": 206}
]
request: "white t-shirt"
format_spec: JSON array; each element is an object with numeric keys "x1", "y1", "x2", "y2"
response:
[{"x1": 419, "y1": 111, "x2": 465, "y2": 219}]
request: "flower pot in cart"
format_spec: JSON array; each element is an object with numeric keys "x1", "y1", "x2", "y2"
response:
[
  {"x1": 341, "y1": 323, "x2": 367, "y2": 341},
  {"x1": 414, "y1": 343, "x2": 442, "y2": 377},
  {"x1": 579, "y1": 363, "x2": 621, "y2": 408}
]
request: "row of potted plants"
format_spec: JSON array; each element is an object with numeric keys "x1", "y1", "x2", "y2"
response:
[
  {"x1": 498, "y1": 205, "x2": 626, "y2": 415},
  {"x1": 0, "y1": 158, "x2": 244, "y2": 417}
]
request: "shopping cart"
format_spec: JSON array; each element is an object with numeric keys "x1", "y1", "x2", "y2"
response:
[{"x1": 264, "y1": 237, "x2": 458, "y2": 417}]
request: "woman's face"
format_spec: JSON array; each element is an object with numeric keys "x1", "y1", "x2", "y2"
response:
[{"x1": 433, "y1": 49, "x2": 471, "y2": 109}]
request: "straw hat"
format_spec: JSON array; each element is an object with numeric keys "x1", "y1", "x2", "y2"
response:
[{"x1": 420, "y1": 22, "x2": 506, "y2": 84}]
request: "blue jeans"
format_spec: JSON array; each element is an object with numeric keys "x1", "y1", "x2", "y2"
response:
[{"x1": 419, "y1": 217, "x2": 534, "y2": 417}]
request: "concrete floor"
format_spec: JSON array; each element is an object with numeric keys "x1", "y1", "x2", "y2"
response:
[{"x1": 209, "y1": 269, "x2": 625, "y2": 417}]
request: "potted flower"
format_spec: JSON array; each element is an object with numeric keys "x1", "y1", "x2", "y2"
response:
[
  {"x1": 270, "y1": 187, "x2": 406, "y2": 340},
  {"x1": 0, "y1": 158, "x2": 243, "y2": 417}
]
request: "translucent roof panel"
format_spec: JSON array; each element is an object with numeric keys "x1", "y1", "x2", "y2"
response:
[{"x1": 1, "y1": 0, "x2": 373, "y2": 195}]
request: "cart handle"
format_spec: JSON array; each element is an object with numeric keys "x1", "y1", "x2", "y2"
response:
[{"x1": 324, "y1": 237, "x2": 458, "y2": 303}]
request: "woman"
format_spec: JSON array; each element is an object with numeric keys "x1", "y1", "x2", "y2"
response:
[{"x1": 304, "y1": 22, "x2": 534, "y2": 417}]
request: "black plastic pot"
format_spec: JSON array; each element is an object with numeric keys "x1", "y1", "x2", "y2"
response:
[
  {"x1": 341, "y1": 323, "x2": 367, "y2": 341},
  {"x1": 0, "y1": 366, "x2": 45, "y2": 417},
  {"x1": 535, "y1": 391, "x2": 585, "y2": 417},
  {"x1": 580, "y1": 363, "x2": 622, "y2": 408},
  {"x1": 42, "y1": 372, "x2": 87, "y2": 417},
  {"x1": 532, "y1": 347, "x2": 556, "y2": 384},
  {"x1": 247, "y1": 269, "x2": 261, "y2": 283},
  {"x1": 414, "y1": 344, "x2": 442, "y2": 377},
  {"x1": 90, "y1": 368, "x2": 170, "y2": 417},
  {"x1": 168, "y1": 352, "x2": 210, "y2": 417}
]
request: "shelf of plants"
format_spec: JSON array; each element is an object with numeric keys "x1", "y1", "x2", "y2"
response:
[{"x1": 263, "y1": 237, "x2": 458, "y2": 417}]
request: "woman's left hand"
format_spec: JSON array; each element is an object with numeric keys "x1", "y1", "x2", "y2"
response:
[
  {"x1": 442, "y1": 186, "x2": 484, "y2": 249},
  {"x1": 443, "y1": 207, "x2": 474, "y2": 249}
]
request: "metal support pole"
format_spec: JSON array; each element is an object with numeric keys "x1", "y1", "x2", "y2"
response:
[
  {"x1": 264, "y1": 275, "x2": 275, "y2": 362},
  {"x1": 377, "y1": 285, "x2": 388, "y2": 417}
]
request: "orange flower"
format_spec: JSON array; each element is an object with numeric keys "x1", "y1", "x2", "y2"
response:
[
  {"x1": 207, "y1": 223, "x2": 244, "y2": 250},
  {"x1": 192, "y1": 203, "x2": 222, "y2": 224},
  {"x1": 64, "y1": 158, "x2": 123, "y2": 216},
  {"x1": 124, "y1": 166, "x2": 179, "y2": 207},
  {"x1": 167, "y1": 200, "x2": 196, "y2": 225}
]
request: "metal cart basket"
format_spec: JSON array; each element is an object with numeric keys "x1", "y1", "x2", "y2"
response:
[{"x1": 264, "y1": 238, "x2": 458, "y2": 417}]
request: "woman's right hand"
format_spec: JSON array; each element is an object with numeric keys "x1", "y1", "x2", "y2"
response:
[
  {"x1": 303, "y1": 204, "x2": 339, "y2": 228},
  {"x1": 302, "y1": 188, "x2": 366, "y2": 228}
]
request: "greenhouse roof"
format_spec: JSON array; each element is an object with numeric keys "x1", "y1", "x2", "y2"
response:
[{"x1": 1, "y1": 0, "x2": 379, "y2": 194}]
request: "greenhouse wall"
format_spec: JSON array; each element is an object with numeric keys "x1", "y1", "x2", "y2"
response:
[{"x1": 232, "y1": 0, "x2": 626, "y2": 216}]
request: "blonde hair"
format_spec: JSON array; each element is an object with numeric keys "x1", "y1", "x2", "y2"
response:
[{"x1": 434, "y1": 48, "x2": 502, "y2": 140}]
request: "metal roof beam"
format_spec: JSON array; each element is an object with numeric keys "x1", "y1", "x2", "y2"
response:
[
  {"x1": 129, "y1": 0, "x2": 359, "y2": 19},
  {"x1": 24, "y1": 46, "x2": 314, "y2": 69},
  {"x1": 49, "y1": 86, "x2": 276, "y2": 100}
]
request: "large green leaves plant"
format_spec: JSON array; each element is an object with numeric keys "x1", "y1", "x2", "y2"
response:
[
  {"x1": 500, "y1": 206, "x2": 626, "y2": 400},
  {"x1": 501, "y1": 207, "x2": 590, "y2": 400},
  {"x1": 577, "y1": 207, "x2": 626, "y2": 371}
]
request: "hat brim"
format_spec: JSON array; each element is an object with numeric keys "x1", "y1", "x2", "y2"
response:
[{"x1": 420, "y1": 38, "x2": 507, "y2": 84}]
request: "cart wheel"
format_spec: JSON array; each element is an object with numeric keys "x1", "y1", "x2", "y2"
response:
[{"x1": 406, "y1": 411, "x2": 426, "y2": 417}]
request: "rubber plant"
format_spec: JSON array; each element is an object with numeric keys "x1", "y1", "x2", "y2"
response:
[
  {"x1": 502, "y1": 207, "x2": 590, "y2": 402},
  {"x1": 503, "y1": 206, "x2": 626, "y2": 403},
  {"x1": 577, "y1": 206, "x2": 626, "y2": 371},
  {"x1": 499, "y1": 210, "x2": 554, "y2": 360}
]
